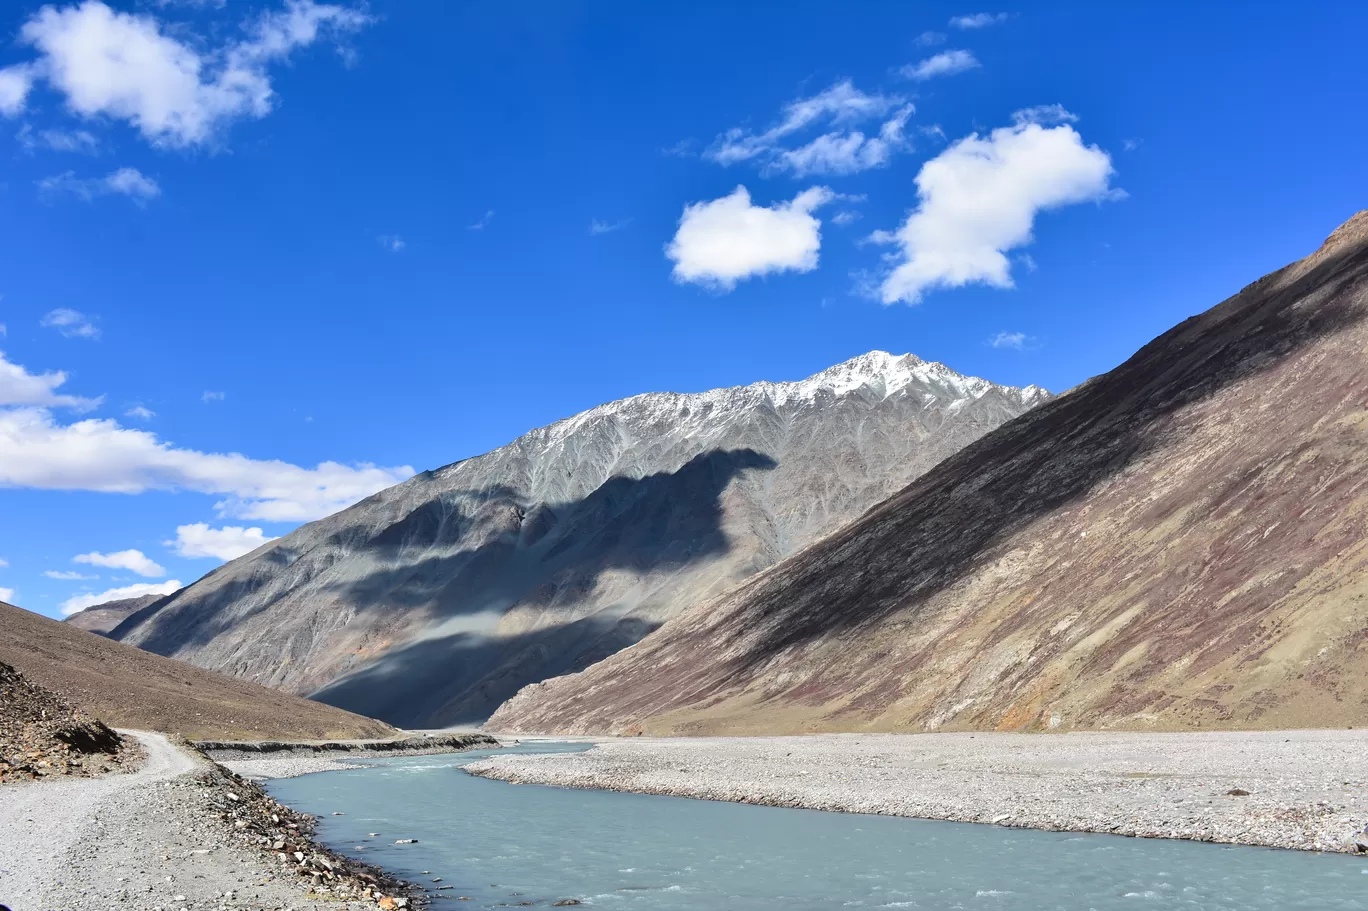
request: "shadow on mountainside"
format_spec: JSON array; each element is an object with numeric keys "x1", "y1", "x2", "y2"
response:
[
  {"x1": 706, "y1": 228, "x2": 1368, "y2": 675},
  {"x1": 310, "y1": 612, "x2": 664, "y2": 727},
  {"x1": 116, "y1": 448, "x2": 778, "y2": 721}
]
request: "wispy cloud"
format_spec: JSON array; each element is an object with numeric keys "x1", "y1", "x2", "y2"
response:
[
  {"x1": 988, "y1": 331, "x2": 1035, "y2": 350},
  {"x1": 1012, "y1": 104, "x2": 1078, "y2": 126},
  {"x1": 468, "y1": 210, "x2": 494, "y2": 230},
  {"x1": 949, "y1": 12, "x2": 1010, "y2": 29},
  {"x1": 38, "y1": 168, "x2": 161, "y2": 204},
  {"x1": 377, "y1": 234, "x2": 405, "y2": 252},
  {"x1": 706, "y1": 80, "x2": 915, "y2": 177},
  {"x1": 898, "y1": 50, "x2": 980, "y2": 81},
  {"x1": 40, "y1": 308, "x2": 101, "y2": 340},
  {"x1": 17, "y1": 124, "x2": 99, "y2": 153},
  {"x1": 45, "y1": 569, "x2": 98, "y2": 580},
  {"x1": 124, "y1": 405, "x2": 156, "y2": 420},
  {"x1": 202, "y1": 390, "x2": 225, "y2": 403},
  {"x1": 915, "y1": 31, "x2": 947, "y2": 47},
  {"x1": 589, "y1": 218, "x2": 631, "y2": 236}
]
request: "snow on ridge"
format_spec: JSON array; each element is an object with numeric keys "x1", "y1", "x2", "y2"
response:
[{"x1": 438, "y1": 351, "x2": 1048, "y2": 478}]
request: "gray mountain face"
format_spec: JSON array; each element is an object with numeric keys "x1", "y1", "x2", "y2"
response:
[{"x1": 113, "y1": 351, "x2": 1049, "y2": 727}]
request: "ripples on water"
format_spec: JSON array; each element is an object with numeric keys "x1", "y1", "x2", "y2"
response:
[{"x1": 266, "y1": 742, "x2": 1367, "y2": 910}]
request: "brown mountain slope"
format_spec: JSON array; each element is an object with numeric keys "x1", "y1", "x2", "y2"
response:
[
  {"x1": 65, "y1": 593, "x2": 165, "y2": 635},
  {"x1": 488, "y1": 211, "x2": 1368, "y2": 736},
  {"x1": 0, "y1": 601, "x2": 395, "y2": 740}
]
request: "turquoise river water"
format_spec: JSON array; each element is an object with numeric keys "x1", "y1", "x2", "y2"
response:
[{"x1": 266, "y1": 742, "x2": 1367, "y2": 910}]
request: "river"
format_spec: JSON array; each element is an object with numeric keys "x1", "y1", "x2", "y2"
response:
[{"x1": 266, "y1": 742, "x2": 1367, "y2": 910}]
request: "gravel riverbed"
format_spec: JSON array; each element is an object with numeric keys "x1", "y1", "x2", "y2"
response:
[{"x1": 468, "y1": 729, "x2": 1368, "y2": 853}]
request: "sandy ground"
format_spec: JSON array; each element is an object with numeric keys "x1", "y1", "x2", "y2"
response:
[
  {"x1": 0, "y1": 731, "x2": 343, "y2": 911},
  {"x1": 469, "y1": 729, "x2": 1368, "y2": 853}
]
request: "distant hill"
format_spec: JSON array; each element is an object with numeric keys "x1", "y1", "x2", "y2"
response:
[
  {"x1": 111, "y1": 352, "x2": 1049, "y2": 727},
  {"x1": 0, "y1": 601, "x2": 395, "y2": 741},
  {"x1": 65, "y1": 594, "x2": 165, "y2": 636},
  {"x1": 489, "y1": 211, "x2": 1368, "y2": 736}
]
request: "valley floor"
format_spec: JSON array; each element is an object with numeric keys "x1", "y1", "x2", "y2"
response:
[
  {"x1": 467, "y1": 729, "x2": 1368, "y2": 853},
  {"x1": 0, "y1": 732, "x2": 353, "y2": 911}
]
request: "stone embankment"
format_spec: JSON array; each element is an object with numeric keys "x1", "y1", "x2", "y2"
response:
[
  {"x1": 206, "y1": 732, "x2": 500, "y2": 779},
  {"x1": 469, "y1": 730, "x2": 1368, "y2": 854}
]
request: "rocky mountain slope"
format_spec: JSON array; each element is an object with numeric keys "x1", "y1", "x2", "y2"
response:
[
  {"x1": 488, "y1": 211, "x2": 1368, "y2": 736},
  {"x1": 112, "y1": 352, "x2": 1048, "y2": 726},
  {"x1": 0, "y1": 601, "x2": 394, "y2": 740},
  {"x1": 65, "y1": 593, "x2": 164, "y2": 636}
]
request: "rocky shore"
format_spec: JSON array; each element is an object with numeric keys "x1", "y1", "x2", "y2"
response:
[{"x1": 469, "y1": 729, "x2": 1368, "y2": 854}]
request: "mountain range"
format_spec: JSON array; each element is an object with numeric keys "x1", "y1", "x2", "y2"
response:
[
  {"x1": 111, "y1": 352, "x2": 1048, "y2": 726},
  {"x1": 489, "y1": 211, "x2": 1368, "y2": 735}
]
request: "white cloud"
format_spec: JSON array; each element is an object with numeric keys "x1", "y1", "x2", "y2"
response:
[
  {"x1": 0, "y1": 350, "x2": 102, "y2": 409},
  {"x1": 0, "y1": 586, "x2": 14, "y2": 604},
  {"x1": 950, "y1": 12, "x2": 1010, "y2": 28},
  {"x1": 40, "y1": 308, "x2": 101, "y2": 339},
  {"x1": 18, "y1": 124, "x2": 99, "y2": 153},
  {"x1": 202, "y1": 390, "x2": 225, "y2": 403},
  {"x1": 915, "y1": 31, "x2": 947, "y2": 47},
  {"x1": 875, "y1": 119, "x2": 1122, "y2": 305},
  {"x1": 74, "y1": 548, "x2": 166, "y2": 577},
  {"x1": 38, "y1": 168, "x2": 160, "y2": 203},
  {"x1": 832, "y1": 210, "x2": 861, "y2": 226},
  {"x1": 124, "y1": 405, "x2": 155, "y2": 420},
  {"x1": 60, "y1": 579, "x2": 180, "y2": 616},
  {"x1": 666, "y1": 185, "x2": 837, "y2": 291},
  {"x1": 707, "y1": 80, "x2": 914, "y2": 177},
  {"x1": 0, "y1": 65, "x2": 35, "y2": 116},
  {"x1": 0, "y1": 405, "x2": 413, "y2": 521},
  {"x1": 168, "y1": 522, "x2": 277, "y2": 561},
  {"x1": 12, "y1": 0, "x2": 370, "y2": 148},
  {"x1": 989, "y1": 331, "x2": 1030, "y2": 350},
  {"x1": 0, "y1": 557, "x2": 7, "y2": 566},
  {"x1": 899, "y1": 50, "x2": 980, "y2": 81},
  {"x1": 589, "y1": 218, "x2": 631, "y2": 235},
  {"x1": 377, "y1": 234, "x2": 405, "y2": 252},
  {"x1": 468, "y1": 210, "x2": 494, "y2": 230},
  {"x1": 45, "y1": 569, "x2": 98, "y2": 580},
  {"x1": 1123, "y1": 137, "x2": 1142, "y2": 152},
  {"x1": 1012, "y1": 104, "x2": 1079, "y2": 126}
]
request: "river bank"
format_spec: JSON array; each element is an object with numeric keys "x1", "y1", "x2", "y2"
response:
[{"x1": 468, "y1": 729, "x2": 1368, "y2": 854}]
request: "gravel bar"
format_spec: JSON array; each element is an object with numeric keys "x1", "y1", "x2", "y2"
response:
[{"x1": 468, "y1": 729, "x2": 1368, "y2": 853}]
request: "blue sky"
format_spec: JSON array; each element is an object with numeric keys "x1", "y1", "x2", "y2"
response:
[{"x1": 1, "y1": 1, "x2": 1366, "y2": 618}]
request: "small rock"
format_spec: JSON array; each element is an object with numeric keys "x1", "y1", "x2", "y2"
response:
[
  {"x1": 1226, "y1": 788, "x2": 1251, "y2": 796},
  {"x1": 552, "y1": 900, "x2": 583, "y2": 907}
]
